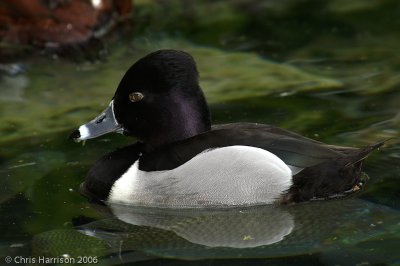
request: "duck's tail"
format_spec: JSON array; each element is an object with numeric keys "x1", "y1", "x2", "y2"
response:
[
  {"x1": 282, "y1": 140, "x2": 387, "y2": 204},
  {"x1": 344, "y1": 139, "x2": 387, "y2": 168}
]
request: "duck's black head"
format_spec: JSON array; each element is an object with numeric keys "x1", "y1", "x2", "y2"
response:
[{"x1": 70, "y1": 50, "x2": 211, "y2": 148}]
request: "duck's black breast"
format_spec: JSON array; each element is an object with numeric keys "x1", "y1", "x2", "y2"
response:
[
  {"x1": 138, "y1": 122, "x2": 346, "y2": 171},
  {"x1": 81, "y1": 142, "x2": 144, "y2": 203}
]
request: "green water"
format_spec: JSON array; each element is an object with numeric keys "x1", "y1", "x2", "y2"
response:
[{"x1": 1, "y1": 0, "x2": 400, "y2": 265}]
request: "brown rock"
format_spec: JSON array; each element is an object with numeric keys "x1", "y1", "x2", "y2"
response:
[{"x1": 0, "y1": 0, "x2": 133, "y2": 48}]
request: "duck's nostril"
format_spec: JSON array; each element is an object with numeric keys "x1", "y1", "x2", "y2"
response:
[
  {"x1": 69, "y1": 129, "x2": 81, "y2": 140},
  {"x1": 96, "y1": 114, "x2": 106, "y2": 124}
]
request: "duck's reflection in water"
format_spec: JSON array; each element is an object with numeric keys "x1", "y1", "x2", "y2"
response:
[
  {"x1": 105, "y1": 203, "x2": 294, "y2": 248},
  {"x1": 74, "y1": 199, "x2": 399, "y2": 262}
]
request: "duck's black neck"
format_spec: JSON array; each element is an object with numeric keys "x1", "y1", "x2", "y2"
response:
[{"x1": 143, "y1": 94, "x2": 211, "y2": 150}]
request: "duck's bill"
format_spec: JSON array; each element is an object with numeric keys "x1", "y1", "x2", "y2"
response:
[{"x1": 69, "y1": 100, "x2": 123, "y2": 142}]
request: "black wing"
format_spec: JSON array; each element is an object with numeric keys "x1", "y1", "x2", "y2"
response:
[{"x1": 139, "y1": 123, "x2": 350, "y2": 171}]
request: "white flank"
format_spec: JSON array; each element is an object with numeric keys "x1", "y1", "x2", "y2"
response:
[{"x1": 108, "y1": 146, "x2": 293, "y2": 208}]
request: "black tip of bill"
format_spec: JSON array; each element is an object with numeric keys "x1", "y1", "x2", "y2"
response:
[{"x1": 69, "y1": 129, "x2": 81, "y2": 141}]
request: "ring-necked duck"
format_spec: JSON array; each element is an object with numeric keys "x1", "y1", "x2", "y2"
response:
[{"x1": 70, "y1": 49, "x2": 382, "y2": 208}]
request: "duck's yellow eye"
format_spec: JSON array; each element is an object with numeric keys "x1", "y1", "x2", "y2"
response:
[{"x1": 129, "y1": 92, "x2": 144, "y2": 102}]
